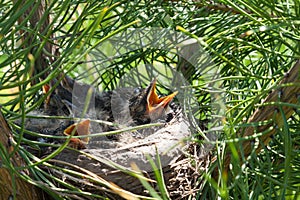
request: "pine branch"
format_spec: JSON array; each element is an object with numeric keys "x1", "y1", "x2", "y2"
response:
[
  {"x1": 0, "y1": 111, "x2": 44, "y2": 199},
  {"x1": 219, "y1": 60, "x2": 300, "y2": 174}
]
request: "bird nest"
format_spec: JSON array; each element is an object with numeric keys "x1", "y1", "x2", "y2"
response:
[
  {"x1": 15, "y1": 77, "x2": 211, "y2": 199},
  {"x1": 50, "y1": 109, "x2": 192, "y2": 197},
  {"x1": 44, "y1": 116, "x2": 211, "y2": 199}
]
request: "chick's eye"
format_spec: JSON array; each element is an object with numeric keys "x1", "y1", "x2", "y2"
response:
[{"x1": 134, "y1": 87, "x2": 142, "y2": 94}]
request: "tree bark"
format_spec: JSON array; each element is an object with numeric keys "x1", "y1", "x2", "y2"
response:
[
  {"x1": 0, "y1": 111, "x2": 44, "y2": 199},
  {"x1": 222, "y1": 60, "x2": 300, "y2": 171}
]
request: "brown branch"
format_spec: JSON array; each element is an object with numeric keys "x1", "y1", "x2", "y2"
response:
[
  {"x1": 0, "y1": 111, "x2": 44, "y2": 199},
  {"x1": 198, "y1": 3, "x2": 252, "y2": 15},
  {"x1": 0, "y1": 1, "x2": 61, "y2": 198},
  {"x1": 14, "y1": 0, "x2": 60, "y2": 82},
  {"x1": 223, "y1": 60, "x2": 300, "y2": 170}
]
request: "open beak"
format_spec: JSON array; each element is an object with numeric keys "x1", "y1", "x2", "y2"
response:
[
  {"x1": 64, "y1": 119, "x2": 90, "y2": 149},
  {"x1": 146, "y1": 79, "x2": 178, "y2": 118}
]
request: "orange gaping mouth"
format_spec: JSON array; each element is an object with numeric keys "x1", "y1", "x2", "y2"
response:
[
  {"x1": 64, "y1": 119, "x2": 90, "y2": 149},
  {"x1": 146, "y1": 79, "x2": 178, "y2": 116}
]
